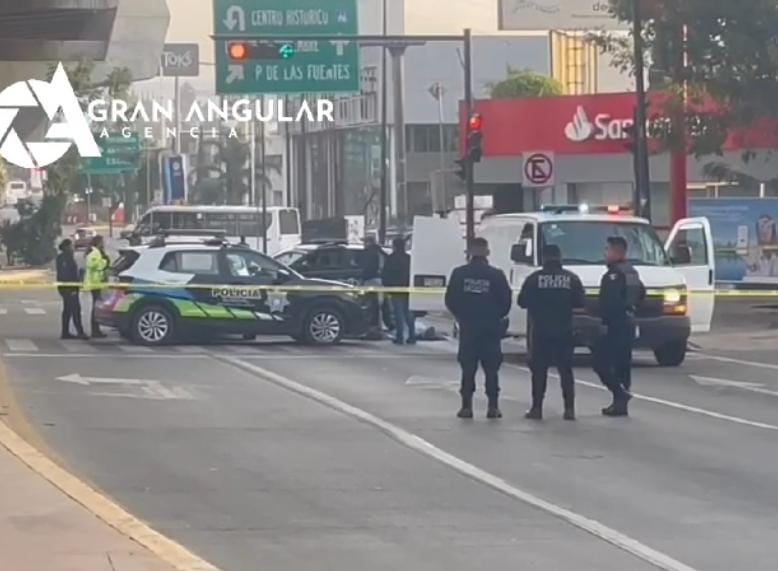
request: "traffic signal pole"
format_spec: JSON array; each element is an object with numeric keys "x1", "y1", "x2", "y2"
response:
[
  {"x1": 463, "y1": 29, "x2": 475, "y2": 245},
  {"x1": 632, "y1": 0, "x2": 652, "y2": 221}
]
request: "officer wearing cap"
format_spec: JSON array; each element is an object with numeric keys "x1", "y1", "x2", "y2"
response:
[
  {"x1": 445, "y1": 237, "x2": 512, "y2": 420},
  {"x1": 518, "y1": 244, "x2": 585, "y2": 420},
  {"x1": 594, "y1": 236, "x2": 646, "y2": 417}
]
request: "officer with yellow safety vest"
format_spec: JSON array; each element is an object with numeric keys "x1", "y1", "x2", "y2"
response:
[{"x1": 83, "y1": 235, "x2": 110, "y2": 338}]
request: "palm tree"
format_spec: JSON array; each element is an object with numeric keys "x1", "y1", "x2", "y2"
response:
[{"x1": 190, "y1": 129, "x2": 283, "y2": 206}]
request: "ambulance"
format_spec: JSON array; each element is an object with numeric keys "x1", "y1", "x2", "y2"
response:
[{"x1": 410, "y1": 205, "x2": 715, "y2": 366}]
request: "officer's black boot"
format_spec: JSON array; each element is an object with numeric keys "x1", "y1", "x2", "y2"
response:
[
  {"x1": 524, "y1": 401, "x2": 543, "y2": 420},
  {"x1": 601, "y1": 395, "x2": 628, "y2": 417},
  {"x1": 486, "y1": 397, "x2": 502, "y2": 419},
  {"x1": 563, "y1": 403, "x2": 576, "y2": 421},
  {"x1": 457, "y1": 396, "x2": 474, "y2": 419}
]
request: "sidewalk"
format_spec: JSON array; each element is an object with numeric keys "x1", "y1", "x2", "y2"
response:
[{"x1": 0, "y1": 421, "x2": 203, "y2": 571}]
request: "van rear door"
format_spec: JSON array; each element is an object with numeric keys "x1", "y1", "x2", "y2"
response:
[
  {"x1": 665, "y1": 217, "x2": 715, "y2": 333},
  {"x1": 410, "y1": 216, "x2": 465, "y2": 313}
]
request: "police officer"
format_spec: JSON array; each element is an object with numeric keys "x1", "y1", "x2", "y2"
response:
[
  {"x1": 445, "y1": 237, "x2": 512, "y2": 419},
  {"x1": 518, "y1": 244, "x2": 585, "y2": 421},
  {"x1": 594, "y1": 236, "x2": 646, "y2": 417}
]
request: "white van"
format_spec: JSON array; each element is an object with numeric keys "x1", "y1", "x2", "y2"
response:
[
  {"x1": 124, "y1": 206, "x2": 302, "y2": 256},
  {"x1": 410, "y1": 206, "x2": 715, "y2": 366}
]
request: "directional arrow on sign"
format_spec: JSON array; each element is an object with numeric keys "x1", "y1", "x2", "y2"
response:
[
  {"x1": 223, "y1": 5, "x2": 246, "y2": 31},
  {"x1": 690, "y1": 375, "x2": 778, "y2": 397},
  {"x1": 226, "y1": 64, "x2": 245, "y2": 84}
]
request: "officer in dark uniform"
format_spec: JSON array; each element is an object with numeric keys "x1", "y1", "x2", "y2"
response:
[
  {"x1": 594, "y1": 236, "x2": 646, "y2": 417},
  {"x1": 445, "y1": 237, "x2": 512, "y2": 419},
  {"x1": 518, "y1": 244, "x2": 585, "y2": 420}
]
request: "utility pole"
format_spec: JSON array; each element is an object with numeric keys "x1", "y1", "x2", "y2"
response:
[
  {"x1": 632, "y1": 0, "x2": 652, "y2": 221},
  {"x1": 174, "y1": 75, "x2": 181, "y2": 154},
  {"x1": 390, "y1": 46, "x2": 407, "y2": 232},
  {"x1": 463, "y1": 28, "x2": 475, "y2": 245},
  {"x1": 378, "y1": 0, "x2": 389, "y2": 243},
  {"x1": 284, "y1": 95, "x2": 292, "y2": 207}
]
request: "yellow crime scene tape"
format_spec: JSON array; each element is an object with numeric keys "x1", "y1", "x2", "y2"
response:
[{"x1": 0, "y1": 279, "x2": 773, "y2": 297}]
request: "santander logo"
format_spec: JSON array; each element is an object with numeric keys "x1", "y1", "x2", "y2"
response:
[
  {"x1": 564, "y1": 105, "x2": 635, "y2": 143},
  {"x1": 564, "y1": 106, "x2": 594, "y2": 142}
]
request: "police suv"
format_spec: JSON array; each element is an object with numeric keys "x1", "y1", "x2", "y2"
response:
[
  {"x1": 411, "y1": 206, "x2": 715, "y2": 366},
  {"x1": 95, "y1": 232, "x2": 369, "y2": 346}
]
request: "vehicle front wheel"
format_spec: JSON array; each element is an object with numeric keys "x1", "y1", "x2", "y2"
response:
[
  {"x1": 301, "y1": 307, "x2": 344, "y2": 345},
  {"x1": 654, "y1": 340, "x2": 687, "y2": 367},
  {"x1": 132, "y1": 305, "x2": 176, "y2": 346}
]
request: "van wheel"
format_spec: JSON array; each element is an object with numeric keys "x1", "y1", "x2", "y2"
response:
[
  {"x1": 654, "y1": 341, "x2": 687, "y2": 367},
  {"x1": 302, "y1": 307, "x2": 344, "y2": 345},
  {"x1": 132, "y1": 305, "x2": 176, "y2": 346}
]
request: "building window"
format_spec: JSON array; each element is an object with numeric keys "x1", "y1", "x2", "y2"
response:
[{"x1": 407, "y1": 125, "x2": 459, "y2": 153}]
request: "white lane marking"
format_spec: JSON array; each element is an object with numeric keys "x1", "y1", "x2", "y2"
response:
[
  {"x1": 6, "y1": 338, "x2": 38, "y2": 352},
  {"x1": 691, "y1": 375, "x2": 778, "y2": 397},
  {"x1": 225, "y1": 356, "x2": 697, "y2": 571},
  {"x1": 0, "y1": 308, "x2": 7, "y2": 315},
  {"x1": 510, "y1": 365, "x2": 778, "y2": 433},
  {"x1": 61, "y1": 341, "x2": 98, "y2": 353},
  {"x1": 690, "y1": 352, "x2": 778, "y2": 372},
  {"x1": 3, "y1": 353, "x2": 208, "y2": 359},
  {"x1": 224, "y1": 345, "x2": 258, "y2": 354},
  {"x1": 119, "y1": 345, "x2": 155, "y2": 353},
  {"x1": 174, "y1": 345, "x2": 208, "y2": 354},
  {"x1": 57, "y1": 373, "x2": 195, "y2": 401},
  {"x1": 23, "y1": 307, "x2": 46, "y2": 315}
]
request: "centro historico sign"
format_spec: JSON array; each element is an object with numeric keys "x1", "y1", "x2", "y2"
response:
[{"x1": 465, "y1": 92, "x2": 778, "y2": 157}]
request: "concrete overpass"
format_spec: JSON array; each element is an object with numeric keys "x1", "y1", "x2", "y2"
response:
[{"x1": 0, "y1": 0, "x2": 170, "y2": 86}]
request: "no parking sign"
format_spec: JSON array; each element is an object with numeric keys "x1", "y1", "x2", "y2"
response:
[{"x1": 522, "y1": 151, "x2": 555, "y2": 188}]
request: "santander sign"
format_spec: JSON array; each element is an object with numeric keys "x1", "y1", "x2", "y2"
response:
[{"x1": 565, "y1": 105, "x2": 635, "y2": 143}]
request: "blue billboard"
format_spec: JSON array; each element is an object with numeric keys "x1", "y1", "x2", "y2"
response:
[
  {"x1": 161, "y1": 154, "x2": 188, "y2": 204},
  {"x1": 690, "y1": 198, "x2": 778, "y2": 284}
]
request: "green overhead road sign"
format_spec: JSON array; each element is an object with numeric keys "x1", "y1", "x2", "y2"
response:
[
  {"x1": 213, "y1": 0, "x2": 360, "y2": 95},
  {"x1": 81, "y1": 134, "x2": 141, "y2": 175}
]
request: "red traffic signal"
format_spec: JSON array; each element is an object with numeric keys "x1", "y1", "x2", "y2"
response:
[{"x1": 228, "y1": 42, "x2": 250, "y2": 61}]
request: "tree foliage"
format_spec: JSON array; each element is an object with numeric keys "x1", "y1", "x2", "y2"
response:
[
  {"x1": 488, "y1": 68, "x2": 564, "y2": 99},
  {"x1": 602, "y1": 0, "x2": 778, "y2": 157},
  {"x1": 0, "y1": 62, "x2": 133, "y2": 266}
]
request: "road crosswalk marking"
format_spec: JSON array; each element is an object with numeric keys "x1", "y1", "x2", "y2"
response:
[
  {"x1": 118, "y1": 345, "x2": 155, "y2": 353},
  {"x1": 23, "y1": 307, "x2": 46, "y2": 315},
  {"x1": 174, "y1": 345, "x2": 207, "y2": 354},
  {"x1": 6, "y1": 339, "x2": 38, "y2": 352},
  {"x1": 0, "y1": 308, "x2": 7, "y2": 315}
]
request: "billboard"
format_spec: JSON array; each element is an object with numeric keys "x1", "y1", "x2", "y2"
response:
[
  {"x1": 689, "y1": 198, "x2": 778, "y2": 284},
  {"x1": 499, "y1": 0, "x2": 625, "y2": 31}
]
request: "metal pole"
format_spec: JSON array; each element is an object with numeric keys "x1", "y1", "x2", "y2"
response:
[
  {"x1": 260, "y1": 120, "x2": 268, "y2": 254},
  {"x1": 250, "y1": 116, "x2": 257, "y2": 206},
  {"x1": 174, "y1": 75, "x2": 181, "y2": 154},
  {"x1": 436, "y1": 83, "x2": 447, "y2": 210},
  {"x1": 632, "y1": 0, "x2": 651, "y2": 220},
  {"x1": 145, "y1": 145, "x2": 152, "y2": 207},
  {"x1": 391, "y1": 47, "x2": 407, "y2": 231},
  {"x1": 284, "y1": 95, "x2": 293, "y2": 207},
  {"x1": 378, "y1": 0, "x2": 388, "y2": 243},
  {"x1": 463, "y1": 29, "x2": 475, "y2": 244}
]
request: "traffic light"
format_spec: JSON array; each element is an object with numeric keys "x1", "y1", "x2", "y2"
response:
[
  {"x1": 454, "y1": 158, "x2": 467, "y2": 181},
  {"x1": 466, "y1": 112, "x2": 484, "y2": 163},
  {"x1": 227, "y1": 41, "x2": 295, "y2": 61}
]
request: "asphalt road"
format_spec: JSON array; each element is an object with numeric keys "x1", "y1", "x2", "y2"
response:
[{"x1": 2, "y1": 288, "x2": 778, "y2": 571}]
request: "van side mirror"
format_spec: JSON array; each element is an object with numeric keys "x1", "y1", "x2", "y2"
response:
[
  {"x1": 670, "y1": 244, "x2": 692, "y2": 265},
  {"x1": 511, "y1": 240, "x2": 533, "y2": 264}
]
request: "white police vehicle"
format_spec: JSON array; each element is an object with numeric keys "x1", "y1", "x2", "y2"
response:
[
  {"x1": 411, "y1": 206, "x2": 715, "y2": 366},
  {"x1": 95, "y1": 232, "x2": 369, "y2": 346}
]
